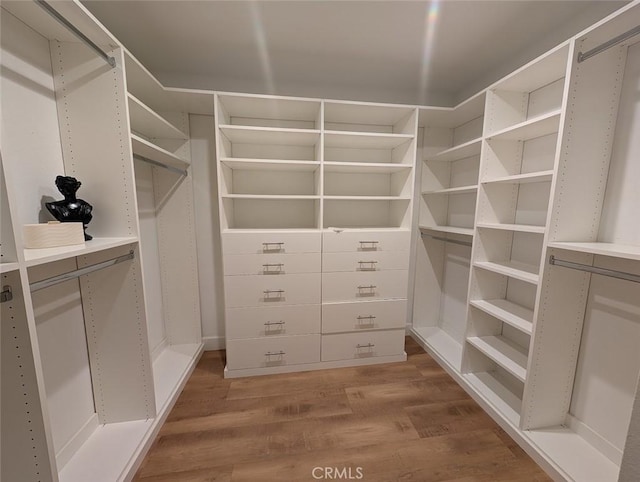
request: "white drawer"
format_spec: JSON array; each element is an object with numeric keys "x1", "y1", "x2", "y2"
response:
[
  {"x1": 226, "y1": 304, "x2": 321, "y2": 339},
  {"x1": 224, "y1": 252, "x2": 320, "y2": 276},
  {"x1": 322, "y1": 229, "x2": 410, "y2": 253},
  {"x1": 222, "y1": 231, "x2": 321, "y2": 255},
  {"x1": 321, "y1": 330, "x2": 405, "y2": 361},
  {"x1": 321, "y1": 270, "x2": 408, "y2": 303},
  {"x1": 224, "y1": 273, "x2": 321, "y2": 308},
  {"x1": 227, "y1": 334, "x2": 321, "y2": 370},
  {"x1": 322, "y1": 251, "x2": 409, "y2": 273},
  {"x1": 322, "y1": 300, "x2": 406, "y2": 333}
]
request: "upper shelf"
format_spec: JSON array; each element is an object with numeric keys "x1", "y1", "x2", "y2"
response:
[
  {"x1": 426, "y1": 138, "x2": 482, "y2": 163},
  {"x1": 217, "y1": 93, "x2": 321, "y2": 125},
  {"x1": 486, "y1": 110, "x2": 561, "y2": 141},
  {"x1": 220, "y1": 159, "x2": 320, "y2": 172},
  {"x1": 219, "y1": 125, "x2": 321, "y2": 146},
  {"x1": 324, "y1": 101, "x2": 416, "y2": 130},
  {"x1": 324, "y1": 162, "x2": 412, "y2": 173},
  {"x1": 22, "y1": 237, "x2": 138, "y2": 268},
  {"x1": 127, "y1": 94, "x2": 188, "y2": 140},
  {"x1": 419, "y1": 92, "x2": 486, "y2": 128},
  {"x1": 324, "y1": 131, "x2": 413, "y2": 149},
  {"x1": 131, "y1": 134, "x2": 190, "y2": 170}
]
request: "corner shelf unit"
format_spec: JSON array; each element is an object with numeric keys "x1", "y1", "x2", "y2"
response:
[
  {"x1": 0, "y1": 3, "x2": 203, "y2": 482},
  {"x1": 411, "y1": 4, "x2": 640, "y2": 481}
]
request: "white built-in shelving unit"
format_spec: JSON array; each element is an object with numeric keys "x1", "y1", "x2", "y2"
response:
[
  {"x1": 0, "y1": 2, "x2": 205, "y2": 481},
  {"x1": 214, "y1": 94, "x2": 417, "y2": 377},
  {"x1": 410, "y1": 3, "x2": 640, "y2": 481}
]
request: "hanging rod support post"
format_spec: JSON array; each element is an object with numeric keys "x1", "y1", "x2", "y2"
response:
[
  {"x1": 133, "y1": 154, "x2": 188, "y2": 177},
  {"x1": 421, "y1": 233, "x2": 472, "y2": 247},
  {"x1": 549, "y1": 255, "x2": 640, "y2": 284},
  {"x1": 35, "y1": 0, "x2": 116, "y2": 68},
  {"x1": 1, "y1": 285, "x2": 13, "y2": 303},
  {"x1": 30, "y1": 250, "x2": 135, "y2": 293},
  {"x1": 577, "y1": 25, "x2": 640, "y2": 63}
]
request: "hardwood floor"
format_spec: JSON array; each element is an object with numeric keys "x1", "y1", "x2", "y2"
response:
[{"x1": 134, "y1": 338, "x2": 550, "y2": 481}]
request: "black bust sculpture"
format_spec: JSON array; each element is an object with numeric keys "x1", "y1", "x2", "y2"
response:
[{"x1": 45, "y1": 175, "x2": 93, "y2": 241}]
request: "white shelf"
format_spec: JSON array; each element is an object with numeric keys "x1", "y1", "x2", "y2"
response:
[
  {"x1": 419, "y1": 93, "x2": 486, "y2": 128},
  {"x1": 131, "y1": 134, "x2": 189, "y2": 170},
  {"x1": 219, "y1": 125, "x2": 320, "y2": 146},
  {"x1": 220, "y1": 158, "x2": 320, "y2": 171},
  {"x1": 427, "y1": 138, "x2": 482, "y2": 162},
  {"x1": 464, "y1": 372, "x2": 522, "y2": 426},
  {"x1": 323, "y1": 162, "x2": 412, "y2": 173},
  {"x1": 411, "y1": 326, "x2": 463, "y2": 371},
  {"x1": 23, "y1": 237, "x2": 139, "y2": 267},
  {"x1": 0, "y1": 262, "x2": 20, "y2": 274},
  {"x1": 470, "y1": 299, "x2": 533, "y2": 335},
  {"x1": 218, "y1": 93, "x2": 321, "y2": 123},
  {"x1": 222, "y1": 194, "x2": 320, "y2": 200},
  {"x1": 324, "y1": 195, "x2": 411, "y2": 201},
  {"x1": 482, "y1": 170, "x2": 554, "y2": 185},
  {"x1": 476, "y1": 223, "x2": 545, "y2": 234},
  {"x1": 467, "y1": 336, "x2": 528, "y2": 383},
  {"x1": 474, "y1": 260, "x2": 539, "y2": 285},
  {"x1": 548, "y1": 242, "x2": 640, "y2": 262},
  {"x1": 419, "y1": 225, "x2": 474, "y2": 237},
  {"x1": 324, "y1": 131, "x2": 413, "y2": 149},
  {"x1": 422, "y1": 185, "x2": 477, "y2": 195},
  {"x1": 324, "y1": 101, "x2": 415, "y2": 127},
  {"x1": 127, "y1": 94, "x2": 187, "y2": 140},
  {"x1": 487, "y1": 110, "x2": 561, "y2": 141}
]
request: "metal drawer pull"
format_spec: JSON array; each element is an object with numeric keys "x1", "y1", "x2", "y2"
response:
[
  {"x1": 264, "y1": 321, "x2": 286, "y2": 326},
  {"x1": 356, "y1": 343, "x2": 375, "y2": 349},
  {"x1": 264, "y1": 289, "x2": 285, "y2": 294},
  {"x1": 262, "y1": 242, "x2": 284, "y2": 252},
  {"x1": 359, "y1": 240, "x2": 379, "y2": 250},
  {"x1": 265, "y1": 351, "x2": 286, "y2": 357},
  {"x1": 263, "y1": 289, "x2": 285, "y2": 300},
  {"x1": 357, "y1": 315, "x2": 376, "y2": 321},
  {"x1": 357, "y1": 260, "x2": 378, "y2": 270},
  {"x1": 357, "y1": 285, "x2": 376, "y2": 291},
  {"x1": 263, "y1": 263, "x2": 284, "y2": 274}
]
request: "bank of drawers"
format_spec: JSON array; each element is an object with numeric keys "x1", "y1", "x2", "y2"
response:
[
  {"x1": 321, "y1": 229, "x2": 410, "y2": 361},
  {"x1": 223, "y1": 231, "x2": 321, "y2": 370}
]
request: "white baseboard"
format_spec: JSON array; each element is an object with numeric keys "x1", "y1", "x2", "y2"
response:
[{"x1": 203, "y1": 335, "x2": 225, "y2": 351}]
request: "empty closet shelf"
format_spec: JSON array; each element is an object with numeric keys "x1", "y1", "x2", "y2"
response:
[
  {"x1": 426, "y1": 138, "x2": 482, "y2": 162},
  {"x1": 323, "y1": 162, "x2": 412, "y2": 173},
  {"x1": 464, "y1": 372, "x2": 522, "y2": 426},
  {"x1": 127, "y1": 94, "x2": 188, "y2": 140},
  {"x1": 474, "y1": 260, "x2": 539, "y2": 284},
  {"x1": 486, "y1": 110, "x2": 561, "y2": 141},
  {"x1": 467, "y1": 336, "x2": 528, "y2": 382},
  {"x1": 547, "y1": 242, "x2": 640, "y2": 261},
  {"x1": 419, "y1": 225, "x2": 474, "y2": 236},
  {"x1": 220, "y1": 159, "x2": 320, "y2": 171},
  {"x1": 476, "y1": 223, "x2": 545, "y2": 234},
  {"x1": 469, "y1": 299, "x2": 533, "y2": 335},
  {"x1": 219, "y1": 125, "x2": 321, "y2": 146},
  {"x1": 422, "y1": 185, "x2": 477, "y2": 195},
  {"x1": 481, "y1": 170, "x2": 554, "y2": 185},
  {"x1": 324, "y1": 131, "x2": 413, "y2": 149},
  {"x1": 131, "y1": 134, "x2": 189, "y2": 169}
]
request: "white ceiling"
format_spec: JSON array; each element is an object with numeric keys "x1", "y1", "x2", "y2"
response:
[{"x1": 82, "y1": 1, "x2": 627, "y2": 106}]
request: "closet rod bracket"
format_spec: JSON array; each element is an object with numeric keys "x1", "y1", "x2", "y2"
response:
[
  {"x1": 0, "y1": 285, "x2": 13, "y2": 303},
  {"x1": 35, "y1": 0, "x2": 116, "y2": 68}
]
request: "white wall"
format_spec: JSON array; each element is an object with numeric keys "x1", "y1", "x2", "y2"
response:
[{"x1": 189, "y1": 114, "x2": 225, "y2": 350}]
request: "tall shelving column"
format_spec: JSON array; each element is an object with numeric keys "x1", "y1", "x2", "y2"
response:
[
  {"x1": 411, "y1": 94, "x2": 485, "y2": 371},
  {"x1": 462, "y1": 42, "x2": 571, "y2": 427},
  {"x1": 215, "y1": 93, "x2": 323, "y2": 377},
  {"x1": 321, "y1": 101, "x2": 417, "y2": 364}
]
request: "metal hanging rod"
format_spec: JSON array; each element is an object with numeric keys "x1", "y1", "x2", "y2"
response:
[
  {"x1": 35, "y1": 0, "x2": 116, "y2": 68},
  {"x1": 421, "y1": 233, "x2": 472, "y2": 247},
  {"x1": 30, "y1": 250, "x2": 135, "y2": 293},
  {"x1": 133, "y1": 154, "x2": 188, "y2": 177},
  {"x1": 577, "y1": 25, "x2": 640, "y2": 63},
  {"x1": 549, "y1": 255, "x2": 640, "y2": 284}
]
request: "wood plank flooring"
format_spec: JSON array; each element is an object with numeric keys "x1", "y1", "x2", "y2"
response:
[{"x1": 134, "y1": 337, "x2": 550, "y2": 482}]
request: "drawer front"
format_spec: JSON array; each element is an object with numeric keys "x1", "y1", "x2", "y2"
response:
[
  {"x1": 225, "y1": 273, "x2": 320, "y2": 308},
  {"x1": 321, "y1": 271, "x2": 408, "y2": 303},
  {"x1": 224, "y1": 252, "x2": 321, "y2": 276},
  {"x1": 322, "y1": 300, "x2": 406, "y2": 333},
  {"x1": 323, "y1": 230, "x2": 410, "y2": 253},
  {"x1": 227, "y1": 334, "x2": 321, "y2": 370},
  {"x1": 321, "y1": 330, "x2": 405, "y2": 361},
  {"x1": 322, "y1": 251, "x2": 409, "y2": 273},
  {"x1": 226, "y1": 304, "x2": 321, "y2": 339},
  {"x1": 222, "y1": 231, "x2": 321, "y2": 255}
]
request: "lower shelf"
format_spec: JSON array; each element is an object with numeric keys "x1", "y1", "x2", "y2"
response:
[
  {"x1": 410, "y1": 325, "x2": 463, "y2": 371},
  {"x1": 59, "y1": 343, "x2": 203, "y2": 482},
  {"x1": 467, "y1": 336, "x2": 528, "y2": 383},
  {"x1": 464, "y1": 371, "x2": 521, "y2": 426}
]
